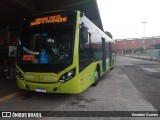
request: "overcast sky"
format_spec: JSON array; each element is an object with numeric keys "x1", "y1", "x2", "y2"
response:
[{"x1": 97, "y1": 0, "x2": 160, "y2": 39}]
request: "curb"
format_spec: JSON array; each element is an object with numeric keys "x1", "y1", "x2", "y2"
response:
[{"x1": 125, "y1": 55, "x2": 160, "y2": 62}]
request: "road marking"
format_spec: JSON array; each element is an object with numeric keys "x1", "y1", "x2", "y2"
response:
[
  {"x1": 142, "y1": 67, "x2": 159, "y2": 72},
  {"x1": 0, "y1": 89, "x2": 9, "y2": 94},
  {"x1": 0, "y1": 91, "x2": 24, "y2": 103}
]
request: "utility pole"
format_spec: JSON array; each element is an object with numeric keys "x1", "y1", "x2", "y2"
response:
[
  {"x1": 142, "y1": 22, "x2": 147, "y2": 53},
  {"x1": 123, "y1": 39, "x2": 126, "y2": 55}
]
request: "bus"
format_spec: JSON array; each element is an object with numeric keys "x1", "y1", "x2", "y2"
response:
[{"x1": 16, "y1": 10, "x2": 115, "y2": 94}]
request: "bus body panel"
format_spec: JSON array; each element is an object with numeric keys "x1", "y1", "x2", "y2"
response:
[
  {"x1": 17, "y1": 60, "x2": 113, "y2": 94},
  {"x1": 17, "y1": 62, "x2": 98, "y2": 94},
  {"x1": 16, "y1": 64, "x2": 95, "y2": 94}
]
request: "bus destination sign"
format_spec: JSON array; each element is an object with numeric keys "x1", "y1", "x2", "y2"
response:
[{"x1": 30, "y1": 15, "x2": 67, "y2": 26}]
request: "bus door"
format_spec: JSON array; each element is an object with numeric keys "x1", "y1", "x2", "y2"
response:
[
  {"x1": 109, "y1": 42, "x2": 112, "y2": 67},
  {"x1": 102, "y1": 38, "x2": 106, "y2": 72}
]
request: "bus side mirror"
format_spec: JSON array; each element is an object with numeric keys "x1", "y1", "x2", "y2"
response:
[{"x1": 80, "y1": 22, "x2": 89, "y2": 43}]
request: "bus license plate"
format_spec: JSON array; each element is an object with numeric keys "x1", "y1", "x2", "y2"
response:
[{"x1": 35, "y1": 88, "x2": 46, "y2": 93}]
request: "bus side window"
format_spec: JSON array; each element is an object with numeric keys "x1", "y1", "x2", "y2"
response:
[{"x1": 79, "y1": 24, "x2": 93, "y2": 72}]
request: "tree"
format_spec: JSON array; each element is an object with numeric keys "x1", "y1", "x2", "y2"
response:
[{"x1": 105, "y1": 31, "x2": 113, "y2": 39}]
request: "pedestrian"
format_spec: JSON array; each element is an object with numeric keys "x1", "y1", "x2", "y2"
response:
[
  {"x1": 9, "y1": 51, "x2": 16, "y2": 80},
  {"x1": 4, "y1": 58, "x2": 9, "y2": 79}
]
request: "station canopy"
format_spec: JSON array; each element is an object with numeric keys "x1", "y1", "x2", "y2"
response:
[{"x1": 0, "y1": 0, "x2": 104, "y2": 31}]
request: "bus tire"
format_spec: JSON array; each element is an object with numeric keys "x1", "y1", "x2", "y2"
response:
[{"x1": 92, "y1": 67, "x2": 100, "y2": 86}]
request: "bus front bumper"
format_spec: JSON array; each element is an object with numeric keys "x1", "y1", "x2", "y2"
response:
[{"x1": 16, "y1": 76, "x2": 82, "y2": 94}]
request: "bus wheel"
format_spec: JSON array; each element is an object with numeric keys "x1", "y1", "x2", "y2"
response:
[{"x1": 92, "y1": 67, "x2": 100, "y2": 86}]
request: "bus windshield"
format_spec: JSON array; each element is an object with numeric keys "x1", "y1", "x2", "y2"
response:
[{"x1": 17, "y1": 25, "x2": 75, "y2": 72}]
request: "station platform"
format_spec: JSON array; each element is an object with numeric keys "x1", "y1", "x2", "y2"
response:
[{"x1": 0, "y1": 76, "x2": 23, "y2": 103}]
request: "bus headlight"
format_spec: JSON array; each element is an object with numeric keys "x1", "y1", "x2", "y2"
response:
[
  {"x1": 59, "y1": 68, "x2": 76, "y2": 83},
  {"x1": 16, "y1": 70, "x2": 24, "y2": 80}
]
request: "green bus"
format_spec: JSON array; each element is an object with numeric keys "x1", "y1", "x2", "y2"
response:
[{"x1": 16, "y1": 10, "x2": 115, "y2": 94}]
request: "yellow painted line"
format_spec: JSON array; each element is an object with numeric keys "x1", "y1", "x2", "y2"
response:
[
  {"x1": 0, "y1": 91, "x2": 24, "y2": 103},
  {"x1": 0, "y1": 89, "x2": 9, "y2": 94}
]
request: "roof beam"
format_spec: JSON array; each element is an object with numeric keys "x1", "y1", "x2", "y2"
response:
[
  {"x1": 57, "y1": 0, "x2": 93, "y2": 10},
  {"x1": 12, "y1": 0, "x2": 35, "y2": 13}
]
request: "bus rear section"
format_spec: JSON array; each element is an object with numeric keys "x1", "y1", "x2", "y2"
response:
[{"x1": 16, "y1": 11, "x2": 115, "y2": 94}]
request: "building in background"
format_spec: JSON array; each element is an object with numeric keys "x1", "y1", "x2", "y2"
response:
[{"x1": 112, "y1": 37, "x2": 160, "y2": 56}]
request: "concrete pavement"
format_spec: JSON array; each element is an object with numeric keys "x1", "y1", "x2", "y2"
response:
[{"x1": 0, "y1": 77, "x2": 24, "y2": 103}]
